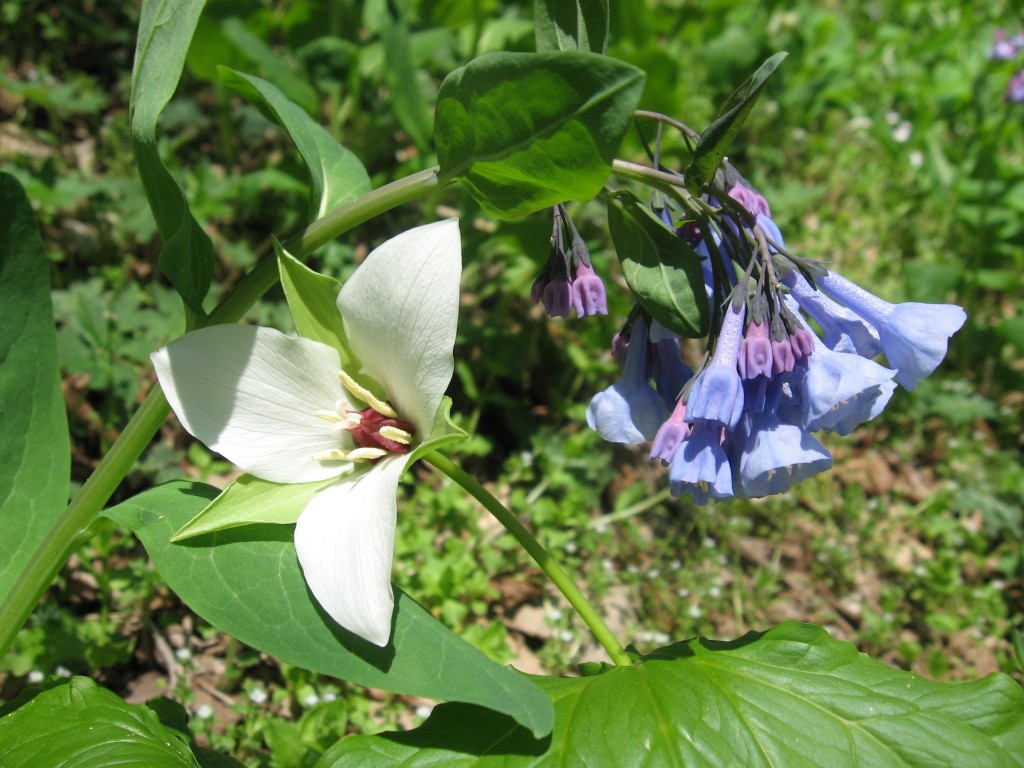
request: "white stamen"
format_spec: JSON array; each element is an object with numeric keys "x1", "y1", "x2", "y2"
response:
[
  {"x1": 346, "y1": 447, "x2": 388, "y2": 461},
  {"x1": 314, "y1": 409, "x2": 344, "y2": 422},
  {"x1": 312, "y1": 448, "x2": 349, "y2": 461},
  {"x1": 379, "y1": 426, "x2": 412, "y2": 445},
  {"x1": 338, "y1": 370, "x2": 398, "y2": 418}
]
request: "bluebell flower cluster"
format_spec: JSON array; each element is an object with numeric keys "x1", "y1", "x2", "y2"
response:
[
  {"x1": 987, "y1": 29, "x2": 1024, "y2": 103},
  {"x1": 532, "y1": 204, "x2": 608, "y2": 319},
  {"x1": 586, "y1": 177, "x2": 965, "y2": 505}
]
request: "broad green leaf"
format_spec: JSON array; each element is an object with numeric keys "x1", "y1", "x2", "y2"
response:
[
  {"x1": 130, "y1": 0, "x2": 215, "y2": 320},
  {"x1": 104, "y1": 482, "x2": 553, "y2": 737},
  {"x1": 219, "y1": 68, "x2": 371, "y2": 220},
  {"x1": 607, "y1": 190, "x2": 709, "y2": 337},
  {"x1": 534, "y1": 0, "x2": 609, "y2": 54},
  {"x1": 0, "y1": 174, "x2": 70, "y2": 603},
  {"x1": 685, "y1": 52, "x2": 787, "y2": 192},
  {"x1": 275, "y1": 238, "x2": 353, "y2": 365},
  {"x1": 321, "y1": 622, "x2": 1024, "y2": 767},
  {"x1": 435, "y1": 51, "x2": 645, "y2": 219},
  {"x1": 221, "y1": 17, "x2": 319, "y2": 116},
  {"x1": 0, "y1": 677, "x2": 197, "y2": 767},
  {"x1": 145, "y1": 697, "x2": 247, "y2": 768},
  {"x1": 380, "y1": 6, "x2": 433, "y2": 152},
  {"x1": 170, "y1": 474, "x2": 339, "y2": 541}
]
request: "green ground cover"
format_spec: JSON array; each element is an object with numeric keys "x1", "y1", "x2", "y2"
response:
[{"x1": 1, "y1": 0, "x2": 1021, "y2": 763}]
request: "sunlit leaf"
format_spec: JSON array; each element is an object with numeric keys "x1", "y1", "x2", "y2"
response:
[
  {"x1": 0, "y1": 678, "x2": 196, "y2": 767},
  {"x1": 436, "y1": 51, "x2": 644, "y2": 218},
  {"x1": 322, "y1": 622, "x2": 1024, "y2": 767}
]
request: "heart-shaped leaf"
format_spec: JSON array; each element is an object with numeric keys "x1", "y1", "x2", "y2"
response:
[
  {"x1": 104, "y1": 482, "x2": 552, "y2": 738},
  {"x1": 321, "y1": 622, "x2": 1024, "y2": 767}
]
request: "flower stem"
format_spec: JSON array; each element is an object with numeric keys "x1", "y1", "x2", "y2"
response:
[
  {"x1": 0, "y1": 168, "x2": 441, "y2": 658},
  {"x1": 425, "y1": 452, "x2": 633, "y2": 667}
]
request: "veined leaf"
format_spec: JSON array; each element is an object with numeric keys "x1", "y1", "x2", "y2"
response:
[
  {"x1": 607, "y1": 190, "x2": 709, "y2": 337},
  {"x1": 0, "y1": 678, "x2": 196, "y2": 767},
  {"x1": 0, "y1": 174, "x2": 70, "y2": 604},
  {"x1": 435, "y1": 51, "x2": 644, "y2": 219},
  {"x1": 685, "y1": 52, "x2": 787, "y2": 192},
  {"x1": 219, "y1": 69, "x2": 371, "y2": 221},
  {"x1": 104, "y1": 482, "x2": 553, "y2": 738},
  {"x1": 130, "y1": 0, "x2": 214, "y2": 320},
  {"x1": 321, "y1": 622, "x2": 1024, "y2": 767}
]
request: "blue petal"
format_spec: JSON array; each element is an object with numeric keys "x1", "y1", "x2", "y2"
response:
[
  {"x1": 686, "y1": 366, "x2": 745, "y2": 429},
  {"x1": 735, "y1": 412, "x2": 832, "y2": 497},
  {"x1": 877, "y1": 303, "x2": 967, "y2": 390},
  {"x1": 668, "y1": 426, "x2": 734, "y2": 504},
  {"x1": 798, "y1": 344, "x2": 896, "y2": 433}
]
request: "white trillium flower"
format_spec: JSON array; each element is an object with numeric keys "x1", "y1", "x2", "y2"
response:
[{"x1": 152, "y1": 219, "x2": 462, "y2": 646}]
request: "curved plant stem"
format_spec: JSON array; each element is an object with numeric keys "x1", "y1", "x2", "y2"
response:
[
  {"x1": 425, "y1": 452, "x2": 633, "y2": 668},
  {"x1": 0, "y1": 168, "x2": 440, "y2": 657}
]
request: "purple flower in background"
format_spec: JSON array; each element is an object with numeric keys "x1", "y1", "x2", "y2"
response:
[
  {"x1": 1007, "y1": 69, "x2": 1024, "y2": 103},
  {"x1": 686, "y1": 303, "x2": 746, "y2": 429},
  {"x1": 650, "y1": 399, "x2": 690, "y2": 465},
  {"x1": 571, "y1": 262, "x2": 608, "y2": 317},
  {"x1": 733, "y1": 411, "x2": 832, "y2": 497},
  {"x1": 818, "y1": 271, "x2": 966, "y2": 389},
  {"x1": 586, "y1": 319, "x2": 669, "y2": 443},
  {"x1": 728, "y1": 184, "x2": 772, "y2": 217},
  {"x1": 784, "y1": 273, "x2": 882, "y2": 357},
  {"x1": 989, "y1": 29, "x2": 1022, "y2": 60},
  {"x1": 669, "y1": 424, "x2": 733, "y2": 504}
]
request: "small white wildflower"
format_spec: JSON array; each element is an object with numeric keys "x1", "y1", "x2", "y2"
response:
[
  {"x1": 908, "y1": 150, "x2": 924, "y2": 168},
  {"x1": 415, "y1": 704, "x2": 433, "y2": 719},
  {"x1": 647, "y1": 568, "x2": 661, "y2": 579},
  {"x1": 687, "y1": 605, "x2": 702, "y2": 619},
  {"x1": 175, "y1": 647, "x2": 192, "y2": 662},
  {"x1": 677, "y1": 587, "x2": 690, "y2": 598},
  {"x1": 708, "y1": 586, "x2": 722, "y2": 599},
  {"x1": 546, "y1": 607, "x2": 563, "y2": 621},
  {"x1": 27, "y1": 670, "x2": 44, "y2": 684},
  {"x1": 303, "y1": 693, "x2": 320, "y2": 707},
  {"x1": 602, "y1": 558, "x2": 615, "y2": 573},
  {"x1": 196, "y1": 704, "x2": 215, "y2": 720},
  {"x1": 563, "y1": 541, "x2": 578, "y2": 554},
  {"x1": 702, "y1": 536, "x2": 717, "y2": 550},
  {"x1": 321, "y1": 691, "x2": 338, "y2": 702},
  {"x1": 55, "y1": 666, "x2": 72, "y2": 678},
  {"x1": 892, "y1": 121, "x2": 912, "y2": 143},
  {"x1": 627, "y1": 564, "x2": 640, "y2": 575},
  {"x1": 249, "y1": 687, "x2": 268, "y2": 705},
  {"x1": 558, "y1": 629, "x2": 575, "y2": 642},
  {"x1": 652, "y1": 631, "x2": 670, "y2": 645}
]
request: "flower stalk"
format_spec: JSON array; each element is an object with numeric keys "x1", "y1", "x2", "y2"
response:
[{"x1": 426, "y1": 452, "x2": 634, "y2": 668}]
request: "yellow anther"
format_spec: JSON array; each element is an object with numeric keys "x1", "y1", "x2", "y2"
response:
[
  {"x1": 312, "y1": 448, "x2": 349, "y2": 462},
  {"x1": 338, "y1": 370, "x2": 398, "y2": 418},
  {"x1": 314, "y1": 409, "x2": 345, "y2": 423},
  {"x1": 379, "y1": 425, "x2": 412, "y2": 445},
  {"x1": 346, "y1": 447, "x2": 388, "y2": 461}
]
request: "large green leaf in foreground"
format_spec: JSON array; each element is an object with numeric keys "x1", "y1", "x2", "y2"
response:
[
  {"x1": 0, "y1": 677, "x2": 197, "y2": 767},
  {"x1": 321, "y1": 623, "x2": 1024, "y2": 767},
  {"x1": 0, "y1": 174, "x2": 69, "y2": 603},
  {"x1": 103, "y1": 482, "x2": 552, "y2": 738},
  {"x1": 435, "y1": 51, "x2": 644, "y2": 219}
]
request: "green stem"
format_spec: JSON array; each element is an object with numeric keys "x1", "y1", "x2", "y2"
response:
[
  {"x1": 425, "y1": 452, "x2": 633, "y2": 667},
  {"x1": 0, "y1": 168, "x2": 440, "y2": 658}
]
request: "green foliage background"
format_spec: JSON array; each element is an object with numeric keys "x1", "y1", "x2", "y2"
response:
[{"x1": 1, "y1": 0, "x2": 1022, "y2": 762}]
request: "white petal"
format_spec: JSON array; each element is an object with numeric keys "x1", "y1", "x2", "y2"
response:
[
  {"x1": 293, "y1": 456, "x2": 406, "y2": 646},
  {"x1": 152, "y1": 324, "x2": 353, "y2": 483},
  {"x1": 338, "y1": 219, "x2": 461, "y2": 436}
]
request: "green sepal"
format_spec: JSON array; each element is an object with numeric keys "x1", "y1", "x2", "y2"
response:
[
  {"x1": 684, "y1": 52, "x2": 788, "y2": 192},
  {"x1": 607, "y1": 190, "x2": 710, "y2": 337},
  {"x1": 404, "y1": 396, "x2": 468, "y2": 469},
  {"x1": 169, "y1": 474, "x2": 341, "y2": 541},
  {"x1": 275, "y1": 238, "x2": 354, "y2": 367}
]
